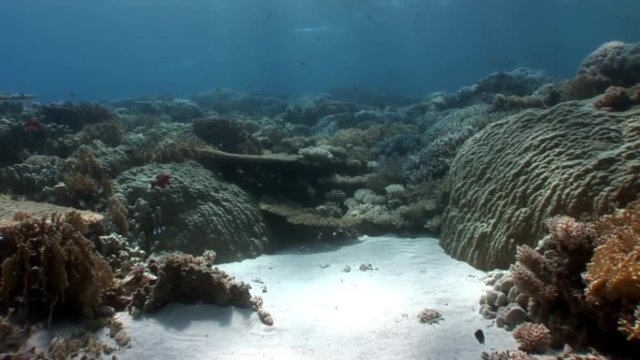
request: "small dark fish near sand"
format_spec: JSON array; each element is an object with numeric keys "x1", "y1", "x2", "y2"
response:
[{"x1": 474, "y1": 329, "x2": 485, "y2": 345}]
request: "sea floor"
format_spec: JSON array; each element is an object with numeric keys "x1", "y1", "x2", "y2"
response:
[{"x1": 36, "y1": 235, "x2": 518, "y2": 359}]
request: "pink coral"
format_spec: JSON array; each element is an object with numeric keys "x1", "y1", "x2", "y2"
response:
[{"x1": 513, "y1": 322, "x2": 552, "y2": 353}]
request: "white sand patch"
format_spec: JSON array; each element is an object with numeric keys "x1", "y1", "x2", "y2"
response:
[{"x1": 111, "y1": 235, "x2": 516, "y2": 359}]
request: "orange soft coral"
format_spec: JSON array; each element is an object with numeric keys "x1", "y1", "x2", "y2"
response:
[{"x1": 584, "y1": 201, "x2": 640, "y2": 302}]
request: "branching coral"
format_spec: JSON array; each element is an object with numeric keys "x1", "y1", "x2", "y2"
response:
[
  {"x1": 511, "y1": 216, "x2": 596, "y2": 310},
  {"x1": 512, "y1": 322, "x2": 551, "y2": 353},
  {"x1": 0, "y1": 212, "x2": 114, "y2": 324},
  {"x1": 511, "y1": 203, "x2": 640, "y2": 356},
  {"x1": 402, "y1": 105, "x2": 502, "y2": 183}
]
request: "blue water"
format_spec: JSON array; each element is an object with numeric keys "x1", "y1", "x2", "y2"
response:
[{"x1": 1, "y1": 0, "x2": 639, "y2": 102}]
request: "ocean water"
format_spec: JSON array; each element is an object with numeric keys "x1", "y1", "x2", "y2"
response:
[
  {"x1": 1, "y1": 1, "x2": 640, "y2": 359},
  {"x1": 1, "y1": 0, "x2": 639, "y2": 101}
]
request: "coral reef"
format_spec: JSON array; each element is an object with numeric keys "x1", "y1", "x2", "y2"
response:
[
  {"x1": 402, "y1": 105, "x2": 501, "y2": 183},
  {"x1": 128, "y1": 253, "x2": 272, "y2": 325},
  {"x1": 0, "y1": 212, "x2": 114, "y2": 323},
  {"x1": 441, "y1": 102, "x2": 640, "y2": 270},
  {"x1": 481, "y1": 350, "x2": 535, "y2": 360},
  {"x1": 59, "y1": 146, "x2": 113, "y2": 209},
  {"x1": 0, "y1": 197, "x2": 103, "y2": 228},
  {"x1": 192, "y1": 116, "x2": 260, "y2": 154},
  {"x1": 479, "y1": 270, "x2": 530, "y2": 330},
  {"x1": 564, "y1": 41, "x2": 640, "y2": 100},
  {"x1": 259, "y1": 201, "x2": 356, "y2": 247},
  {"x1": 114, "y1": 161, "x2": 268, "y2": 261},
  {"x1": 417, "y1": 308, "x2": 443, "y2": 324},
  {"x1": 80, "y1": 119, "x2": 124, "y2": 146},
  {"x1": 0, "y1": 311, "x2": 29, "y2": 355},
  {"x1": 592, "y1": 86, "x2": 633, "y2": 111},
  {"x1": 584, "y1": 201, "x2": 640, "y2": 302},
  {"x1": 0, "y1": 155, "x2": 65, "y2": 199},
  {"x1": 39, "y1": 102, "x2": 113, "y2": 130},
  {"x1": 507, "y1": 203, "x2": 640, "y2": 356},
  {"x1": 190, "y1": 89, "x2": 288, "y2": 117},
  {"x1": 512, "y1": 322, "x2": 551, "y2": 353},
  {"x1": 474, "y1": 68, "x2": 555, "y2": 98}
]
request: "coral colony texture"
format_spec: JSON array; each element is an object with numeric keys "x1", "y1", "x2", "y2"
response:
[{"x1": 0, "y1": 40, "x2": 639, "y2": 359}]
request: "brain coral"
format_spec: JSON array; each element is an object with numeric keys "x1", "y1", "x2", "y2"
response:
[
  {"x1": 440, "y1": 101, "x2": 640, "y2": 270},
  {"x1": 115, "y1": 161, "x2": 267, "y2": 262}
]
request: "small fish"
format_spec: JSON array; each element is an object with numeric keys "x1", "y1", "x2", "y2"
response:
[
  {"x1": 474, "y1": 329, "x2": 485, "y2": 345},
  {"x1": 315, "y1": 35, "x2": 320, "y2": 41},
  {"x1": 67, "y1": 91, "x2": 75, "y2": 97},
  {"x1": 623, "y1": 15, "x2": 632, "y2": 21},
  {"x1": 24, "y1": 119, "x2": 45, "y2": 132},
  {"x1": 150, "y1": 173, "x2": 171, "y2": 189},
  {"x1": 299, "y1": 60, "x2": 306, "y2": 66},
  {"x1": 367, "y1": 14, "x2": 373, "y2": 20}
]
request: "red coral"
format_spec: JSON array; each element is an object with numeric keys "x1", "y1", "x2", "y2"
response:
[
  {"x1": 593, "y1": 86, "x2": 632, "y2": 111},
  {"x1": 150, "y1": 173, "x2": 171, "y2": 189}
]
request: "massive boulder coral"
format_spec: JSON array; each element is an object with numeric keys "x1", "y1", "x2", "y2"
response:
[
  {"x1": 440, "y1": 101, "x2": 640, "y2": 270},
  {"x1": 114, "y1": 161, "x2": 268, "y2": 262},
  {"x1": 565, "y1": 41, "x2": 640, "y2": 99}
]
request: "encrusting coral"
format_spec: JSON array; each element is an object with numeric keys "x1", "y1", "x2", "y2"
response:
[{"x1": 0, "y1": 212, "x2": 114, "y2": 324}]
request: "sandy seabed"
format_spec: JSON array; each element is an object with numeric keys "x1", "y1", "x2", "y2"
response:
[{"x1": 38, "y1": 236, "x2": 518, "y2": 359}]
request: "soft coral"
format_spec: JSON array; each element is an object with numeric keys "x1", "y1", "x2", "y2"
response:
[{"x1": 593, "y1": 86, "x2": 632, "y2": 111}]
